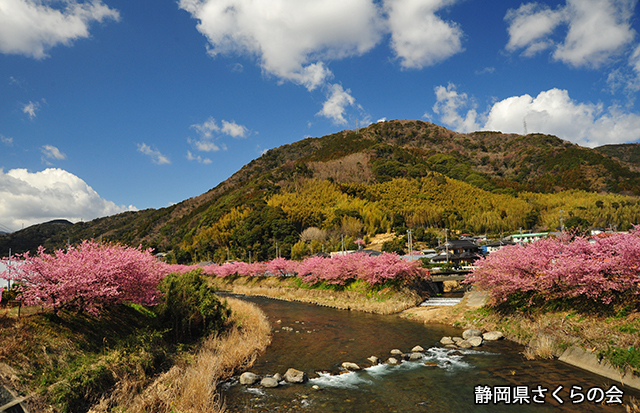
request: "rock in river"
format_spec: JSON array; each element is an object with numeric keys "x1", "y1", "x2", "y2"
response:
[
  {"x1": 462, "y1": 329, "x2": 482, "y2": 339},
  {"x1": 440, "y1": 337, "x2": 454, "y2": 345},
  {"x1": 483, "y1": 331, "x2": 504, "y2": 341},
  {"x1": 284, "y1": 368, "x2": 308, "y2": 383},
  {"x1": 240, "y1": 372, "x2": 259, "y2": 385},
  {"x1": 261, "y1": 377, "x2": 279, "y2": 388},
  {"x1": 409, "y1": 352, "x2": 423, "y2": 361},
  {"x1": 457, "y1": 340, "x2": 472, "y2": 349},
  {"x1": 467, "y1": 336, "x2": 483, "y2": 347},
  {"x1": 342, "y1": 362, "x2": 361, "y2": 371},
  {"x1": 367, "y1": 356, "x2": 379, "y2": 365}
]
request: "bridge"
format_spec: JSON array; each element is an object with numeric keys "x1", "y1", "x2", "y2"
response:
[{"x1": 427, "y1": 270, "x2": 471, "y2": 294}]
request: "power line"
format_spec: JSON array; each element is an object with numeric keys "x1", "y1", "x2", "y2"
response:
[{"x1": 0, "y1": 222, "x2": 14, "y2": 233}]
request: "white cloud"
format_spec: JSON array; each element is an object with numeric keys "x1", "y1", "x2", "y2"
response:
[
  {"x1": 505, "y1": 0, "x2": 637, "y2": 68},
  {"x1": 505, "y1": 2, "x2": 564, "y2": 57},
  {"x1": 137, "y1": 143, "x2": 170, "y2": 165},
  {"x1": 0, "y1": 135, "x2": 12, "y2": 145},
  {"x1": 483, "y1": 88, "x2": 640, "y2": 147},
  {"x1": 431, "y1": 85, "x2": 640, "y2": 147},
  {"x1": 191, "y1": 117, "x2": 220, "y2": 139},
  {"x1": 188, "y1": 117, "x2": 248, "y2": 152},
  {"x1": 384, "y1": 0, "x2": 464, "y2": 69},
  {"x1": 180, "y1": 0, "x2": 470, "y2": 123},
  {"x1": 231, "y1": 62, "x2": 244, "y2": 72},
  {"x1": 40, "y1": 144, "x2": 66, "y2": 164},
  {"x1": 475, "y1": 67, "x2": 495, "y2": 75},
  {"x1": 0, "y1": 0, "x2": 120, "y2": 59},
  {"x1": 431, "y1": 83, "x2": 481, "y2": 132},
  {"x1": 178, "y1": 0, "x2": 383, "y2": 90},
  {"x1": 187, "y1": 138, "x2": 221, "y2": 152},
  {"x1": 220, "y1": 120, "x2": 248, "y2": 138},
  {"x1": 618, "y1": 43, "x2": 640, "y2": 92},
  {"x1": 22, "y1": 101, "x2": 40, "y2": 119},
  {"x1": 317, "y1": 84, "x2": 356, "y2": 125},
  {"x1": 0, "y1": 168, "x2": 136, "y2": 229},
  {"x1": 631, "y1": 44, "x2": 640, "y2": 74},
  {"x1": 186, "y1": 150, "x2": 213, "y2": 164}
]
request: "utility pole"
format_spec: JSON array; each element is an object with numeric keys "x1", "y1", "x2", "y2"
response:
[
  {"x1": 444, "y1": 228, "x2": 449, "y2": 264},
  {"x1": 407, "y1": 229, "x2": 413, "y2": 261},
  {"x1": 7, "y1": 248, "x2": 11, "y2": 290},
  {"x1": 559, "y1": 209, "x2": 565, "y2": 232}
]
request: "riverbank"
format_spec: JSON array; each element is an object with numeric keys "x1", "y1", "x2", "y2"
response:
[
  {"x1": 91, "y1": 297, "x2": 272, "y2": 413},
  {"x1": 0, "y1": 297, "x2": 271, "y2": 412},
  {"x1": 401, "y1": 291, "x2": 640, "y2": 391},
  {"x1": 208, "y1": 275, "x2": 424, "y2": 314}
]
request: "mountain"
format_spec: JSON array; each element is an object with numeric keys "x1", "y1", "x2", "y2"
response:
[
  {"x1": 2, "y1": 120, "x2": 640, "y2": 259},
  {"x1": 0, "y1": 220, "x2": 73, "y2": 255},
  {"x1": 595, "y1": 143, "x2": 640, "y2": 171}
]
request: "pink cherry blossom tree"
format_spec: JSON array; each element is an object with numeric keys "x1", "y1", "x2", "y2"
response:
[
  {"x1": 467, "y1": 229, "x2": 640, "y2": 305},
  {"x1": 1, "y1": 240, "x2": 170, "y2": 316}
]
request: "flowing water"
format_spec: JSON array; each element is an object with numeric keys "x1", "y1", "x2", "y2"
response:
[{"x1": 221, "y1": 294, "x2": 640, "y2": 412}]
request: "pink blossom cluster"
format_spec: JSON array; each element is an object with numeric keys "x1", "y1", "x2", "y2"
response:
[
  {"x1": 297, "y1": 252, "x2": 425, "y2": 285},
  {"x1": 1, "y1": 240, "x2": 170, "y2": 316},
  {"x1": 200, "y1": 261, "x2": 270, "y2": 277},
  {"x1": 200, "y1": 253, "x2": 427, "y2": 286},
  {"x1": 467, "y1": 230, "x2": 640, "y2": 304}
]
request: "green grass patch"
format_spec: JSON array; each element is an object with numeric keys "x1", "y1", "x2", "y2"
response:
[
  {"x1": 616, "y1": 323, "x2": 640, "y2": 335},
  {"x1": 599, "y1": 346, "x2": 640, "y2": 376},
  {"x1": 290, "y1": 277, "x2": 404, "y2": 300},
  {"x1": 4, "y1": 305, "x2": 172, "y2": 413}
]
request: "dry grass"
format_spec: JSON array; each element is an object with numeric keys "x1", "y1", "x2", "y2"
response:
[
  {"x1": 522, "y1": 334, "x2": 557, "y2": 360},
  {"x1": 209, "y1": 276, "x2": 422, "y2": 315},
  {"x1": 95, "y1": 298, "x2": 271, "y2": 413},
  {"x1": 366, "y1": 233, "x2": 397, "y2": 251}
]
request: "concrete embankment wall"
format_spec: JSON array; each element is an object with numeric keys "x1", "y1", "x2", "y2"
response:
[{"x1": 559, "y1": 346, "x2": 640, "y2": 391}]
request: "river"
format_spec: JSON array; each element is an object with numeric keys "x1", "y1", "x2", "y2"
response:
[{"x1": 220, "y1": 294, "x2": 640, "y2": 412}]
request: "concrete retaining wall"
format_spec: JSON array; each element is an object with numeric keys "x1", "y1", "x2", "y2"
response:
[{"x1": 559, "y1": 346, "x2": 640, "y2": 390}]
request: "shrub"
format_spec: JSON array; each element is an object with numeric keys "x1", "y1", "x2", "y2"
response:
[{"x1": 156, "y1": 270, "x2": 230, "y2": 343}]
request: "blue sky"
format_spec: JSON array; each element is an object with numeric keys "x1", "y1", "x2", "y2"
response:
[{"x1": 1, "y1": 0, "x2": 640, "y2": 231}]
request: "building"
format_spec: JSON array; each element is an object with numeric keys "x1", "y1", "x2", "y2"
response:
[
  {"x1": 509, "y1": 232, "x2": 549, "y2": 245},
  {"x1": 432, "y1": 239, "x2": 482, "y2": 264},
  {"x1": 485, "y1": 240, "x2": 515, "y2": 254}
]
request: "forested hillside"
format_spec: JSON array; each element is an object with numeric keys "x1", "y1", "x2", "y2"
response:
[
  {"x1": 2, "y1": 120, "x2": 639, "y2": 260},
  {"x1": 595, "y1": 143, "x2": 640, "y2": 170}
]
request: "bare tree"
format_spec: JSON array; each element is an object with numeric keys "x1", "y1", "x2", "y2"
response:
[{"x1": 300, "y1": 227, "x2": 327, "y2": 242}]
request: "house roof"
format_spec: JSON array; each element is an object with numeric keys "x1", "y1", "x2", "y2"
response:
[{"x1": 436, "y1": 239, "x2": 480, "y2": 250}]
